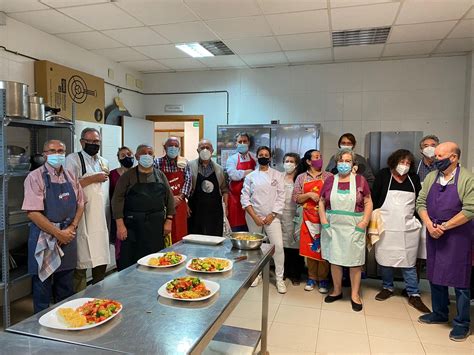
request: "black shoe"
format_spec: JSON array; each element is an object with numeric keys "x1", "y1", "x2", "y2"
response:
[
  {"x1": 324, "y1": 293, "x2": 343, "y2": 303},
  {"x1": 375, "y1": 289, "x2": 393, "y2": 301},
  {"x1": 351, "y1": 299, "x2": 363, "y2": 312},
  {"x1": 408, "y1": 296, "x2": 431, "y2": 314}
]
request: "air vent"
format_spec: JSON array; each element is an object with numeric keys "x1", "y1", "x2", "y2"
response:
[
  {"x1": 200, "y1": 41, "x2": 234, "y2": 56},
  {"x1": 332, "y1": 27, "x2": 391, "y2": 47}
]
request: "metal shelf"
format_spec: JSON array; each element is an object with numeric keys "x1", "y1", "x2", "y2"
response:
[
  {"x1": 3, "y1": 171, "x2": 29, "y2": 178},
  {"x1": 2, "y1": 117, "x2": 73, "y2": 129}
]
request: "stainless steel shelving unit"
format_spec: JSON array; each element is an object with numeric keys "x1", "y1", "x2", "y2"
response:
[{"x1": 0, "y1": 88, "x2": 75, "y2": 328}]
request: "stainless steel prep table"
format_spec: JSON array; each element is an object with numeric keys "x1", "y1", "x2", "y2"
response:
[{"x1": 7, "y1": 240, "x2": 274, "y2": 354}]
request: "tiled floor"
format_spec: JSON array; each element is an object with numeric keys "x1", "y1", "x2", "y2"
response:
[{"x1": 226, "y1": 278, "x2": 474, "y2": 354}]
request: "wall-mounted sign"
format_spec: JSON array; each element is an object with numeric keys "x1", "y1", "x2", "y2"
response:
[{"x1": 165, "y1": 104, "x2": 183, "y2": 112}]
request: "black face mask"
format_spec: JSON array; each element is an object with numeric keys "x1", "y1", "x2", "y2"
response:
[
  {"x1": 119, "y1": 156, "x2": 134, "y2": 168},
  {"x1": 258, "y1": 157, "x2": 270, "y2": 166},
  {"x1": 84, "y1": 143, "x2": 100, "y2": 156}
]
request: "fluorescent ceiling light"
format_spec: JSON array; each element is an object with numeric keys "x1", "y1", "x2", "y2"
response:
[{"x1": 175, "y1": 43, "x2": 214, "y2": 58}]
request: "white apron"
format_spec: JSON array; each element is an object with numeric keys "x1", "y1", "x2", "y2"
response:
[
  {"x1": 282, "y1": 181, "x2": 298, "y2": 249},
  {"x1": 416, "y1": 161, "x2": 427, "y2": 259},
  {"x1": 375, "y1": 175, "x2": 421, "y2": 268},
  {"x1": 76, "y1": 172, "x2": 111, "y2": 269},
  {"x1": 320, "y1": 173, "x2": 365, "y2": 267}
]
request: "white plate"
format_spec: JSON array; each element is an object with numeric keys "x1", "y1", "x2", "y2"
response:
[
  {"x1": 38, "y1": 298, "x2": 122, "y2": 331},
  {"x1": 182, "y1": 234, "x2": 226, "y2": 245},
  {"x1": 158, "y1": 278, "x2": 220, "y2": 302},
  {"x1": 137, "y1": 252, "x2": 187, "y2": 268},
  {"x1": 186, "y1": 258, "x2": 233, "y2": 273}
]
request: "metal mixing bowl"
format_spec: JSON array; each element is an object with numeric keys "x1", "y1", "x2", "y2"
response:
[{"x1": 229, "y1": 232, "x2": 267, "y2": 250}]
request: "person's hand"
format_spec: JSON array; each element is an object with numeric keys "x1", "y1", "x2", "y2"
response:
[
  {"x1": 92, "y1": 172, "x2": 108, "y2": 183},
  {"x1": 187, "y1": 205, "x2": 192, "y2": 217},
  {"x1": 164, "y1": 219, "x2": 172, "y2": 235},
  {"x1": 356, "y1": 221, "x2": 368, "y2": 230},
  {"x1": 307, "y1": 192, "x2": 320, "y2": 202},
  {"x1": 117, "y1": 224, "x2": 128, "y2": 241},
  {"x1": 263, "y1": 213, "x2": 275, "y2": 225},
  {"x1": 427, "y1": 223, "x2": 444, "y2": 239},
  {"x1": 174, "y1": 195, "x2": 183, "y2": 207},
  {"x1": 253, "y1": 215, "x2": 265, "y2": 227},
  {"x1": 54, "y1": 228, "x2": 75, "y2": 245}
]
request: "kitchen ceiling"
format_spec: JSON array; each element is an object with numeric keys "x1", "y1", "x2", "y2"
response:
[{"x1": 2, "y1": 0, "x2": 473, "y2": 73}]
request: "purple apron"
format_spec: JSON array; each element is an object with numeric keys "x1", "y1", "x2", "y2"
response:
[{"x1": 426, "y1": 166, "x2": 473, "y2": 288}]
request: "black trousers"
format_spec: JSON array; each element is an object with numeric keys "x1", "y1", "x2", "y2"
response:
[{"x1": 284, "y1": 248, "x2": 305, "y2": 280}]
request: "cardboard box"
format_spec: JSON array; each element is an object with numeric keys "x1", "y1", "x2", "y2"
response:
[{"x1": 34, "y1": 60, "x2": 105, "y2": 123}]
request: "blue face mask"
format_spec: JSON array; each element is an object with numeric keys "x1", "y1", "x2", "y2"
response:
[
  {"x1": 434, "y1": 156, "x2": 452, "y2": 172},
  {"x1": 166, "y1": 146, "x2": 179, "y2": 159},
  {"x1": 236, "y1": 143, "x2": 248, "y2": 154},
  {"x1": 337, "y1": 162, "x2": 352, "y2": 175},
  {"x1": 139, "y1": 154, "x2": 154, "y2": 168},
  {"x1": 47, "y1": 154, "x2": 66, "y2": 169}
]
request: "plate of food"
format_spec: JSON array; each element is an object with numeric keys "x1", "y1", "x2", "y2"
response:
[
  {"x1": 39, "y1": 298, "x2": 122, "y2": 330},
  {"x1": 186, "y1": 257, "x2": 233, "y2": 273},
  {"x1": 158, "y1": 276, "x2": 219, "y2": 301},
  {"x1": 137, "y1": 251, "x2": 186, "y2": 268}
]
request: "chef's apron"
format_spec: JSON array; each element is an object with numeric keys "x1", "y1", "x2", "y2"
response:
[
  {"x1": 282, "y1": 181, "x2": 298, "y2": 249},
  {"x1": 228, "y1": 154, "x2": 256, "y2": 228},
  {"x1": 375, "y1": 175, "x2": 421, "y2": 268},
  {"x1": 426, "y1": 166, "x2": 473, "y2": 288},
  {"x1": 188, "y1": 170, "x2": 223, "y2": 236},
  {"x1": 300, "y1": 178, "x2": 325, "y2": 259},
  {"x1": 321, "y1": 173, "x2": 365, "y2": 267},
  {"x1": 28, "y1": 167, "x2": 77, "y2": 275},
  {"x1": 161, "y1": 160, "x2": 187, "y2": 243},
  {"x1": 118, "y1": 168, "x2": 166, "y2": 270}
]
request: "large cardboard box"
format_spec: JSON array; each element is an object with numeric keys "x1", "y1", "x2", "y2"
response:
[{"x1": 34, "y1": 60, "x2": 105, "y2": 123}]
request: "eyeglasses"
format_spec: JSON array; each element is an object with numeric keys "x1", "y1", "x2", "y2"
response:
[
  {"x1": 44, "y1": 149, "x2": 66, "y2": 154},
  {"x1": 81, "y1": 139, "x2": 101, "y2": 145}
]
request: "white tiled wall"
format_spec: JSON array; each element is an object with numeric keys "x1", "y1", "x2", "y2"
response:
[{"x1": 144, "y1": 55, "x2": 469, "y2": 166}]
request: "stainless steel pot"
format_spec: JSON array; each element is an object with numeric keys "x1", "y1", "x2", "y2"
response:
[
  {"x1": 28, "y1": 96, "x2": 45, "y2": 121},
  {"x1": 0, "y1": 80, "x2": 29, "y2": 118},
  {"x1": 229, "y1": 232, "x2": 267, "y2": 250}
]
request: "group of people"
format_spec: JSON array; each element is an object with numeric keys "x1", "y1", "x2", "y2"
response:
[{"x1": 23, "y1": 128, "x2": 473, "y2": 342}]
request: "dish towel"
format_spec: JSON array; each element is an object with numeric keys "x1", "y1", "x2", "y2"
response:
[
  {"x1": 34, "y1": 224, "x2": 64, "y2": 282},
  {"x1": 367, "y1": 209, "x2": 385, "y2": 251}
]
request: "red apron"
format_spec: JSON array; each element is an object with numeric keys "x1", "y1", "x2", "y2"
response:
[
  {"x1": 228, "y1": 154, "x2": 256, "y2": 228},
  {"x1": 162, "y1": 166, "x2": 188, "y2": 244},
  {"x1": 300, "y1": 178, "x2": 324, "y2": 260}
]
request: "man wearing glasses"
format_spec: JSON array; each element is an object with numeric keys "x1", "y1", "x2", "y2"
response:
[
  {"x1": 65, "y1": 127, "x2": 110, "y2": 292},
  {"x1": 22, "y1": 140, "x2": 84, "y2": 313}
]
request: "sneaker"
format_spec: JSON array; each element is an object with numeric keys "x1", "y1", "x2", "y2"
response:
[
  {"x1": 304, "y1": 279, "x2": 316, "y2": 291},
  {"x1": 449, "y1": 326, "x2": 470, "y2": 342},
  {"x1": 375, "y1": 289, "x2": 393, "y2": 301},
  {"x1": 408, "y1": 296, "x2": 431, "y2": 314},
  {"x1": 418, "y1": 312, "x2": 448, "y2": 325},
  {"x1": 251, "y1": 274, "x2": 262, "y2": 287},
  {"x1": 276, "y1": 279, "x2": 287, "y2": 294},
  {"x1": 318, "y1": 280, "x2": 329, "y2": 294}
]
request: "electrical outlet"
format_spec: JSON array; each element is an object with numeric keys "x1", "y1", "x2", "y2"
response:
[{"x1": 108, "y1": 68, "x2": 114, "y2": 80}]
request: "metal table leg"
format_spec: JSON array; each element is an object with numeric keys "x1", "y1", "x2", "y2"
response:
[{"x1": 260, "y1": 261, "x2": 269, "y2": 355}]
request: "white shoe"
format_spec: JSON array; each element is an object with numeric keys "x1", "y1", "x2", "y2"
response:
[
  {"x1": 251, "y1": 274, "x2": 262, "y2": 287},
  {"x1": 276, "y1": 279, "x2": 287, "y2": 294}
]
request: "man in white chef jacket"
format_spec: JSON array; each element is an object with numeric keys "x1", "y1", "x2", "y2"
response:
[{"x1": 66, "y1": 127, "x2": 110, "y2": 292}]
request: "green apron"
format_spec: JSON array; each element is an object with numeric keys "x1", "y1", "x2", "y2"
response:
[{"x1": 321, "y1": 173, "x2": 366, "y2": 267}]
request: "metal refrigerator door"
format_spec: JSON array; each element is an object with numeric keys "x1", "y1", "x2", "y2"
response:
[
  {"x1": 270, "y1": 124, "x2": 320, "y2": 171},
  {"x1": 217, "y1": 125, "x2": 271, "y2": 167}
]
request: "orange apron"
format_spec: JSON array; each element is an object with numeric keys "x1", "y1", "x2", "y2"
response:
[
  {"x1": 162, "y1": 167, "x2": 188, "y2": 244},
  {"x1": 228, "y1": 154, "x2": 256, "y2": 228},
  {"x1": 300, "y1": 178, "x2": 324, "y2": 260}
]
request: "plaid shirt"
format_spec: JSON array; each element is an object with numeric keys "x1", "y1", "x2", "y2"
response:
[
  {"x1": 416, "y1": 159, "x2": 436, "y2": 183},
  {"x1": 198, "y1": 159, "x2": 215, "y2": 178},
  {"x1": 154, "y1": 155, "x2": 192, "y2": 198}
]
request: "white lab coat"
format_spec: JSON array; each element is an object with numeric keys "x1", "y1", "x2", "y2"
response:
[
  {"x1": 226, "y1": 152, "x2": 256, "y2": 181},
  {"x1": 240, "y1": 167, "x2": 285, "y2": 217},
  {"x1": 66, "y1": 151, "x2": 111, "y2": 269}
]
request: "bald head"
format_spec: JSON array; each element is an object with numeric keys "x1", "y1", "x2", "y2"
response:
[
  {"x1": 435, "y1": 142, "x2": 460, "y2": 160},
  {"x1": 164, "y1": 137, "x2": 180, "y2": 148},
  {"x1": 197, "y1": 139, "x2": 213, "y2": 151}
]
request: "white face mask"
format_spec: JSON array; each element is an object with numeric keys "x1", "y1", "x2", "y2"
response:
[
  {"x1": 422, "y1": 146, "x2": 436, "y2": 158},
  {"x1": 199, "y1": 148, "x2": 211, "y2": 161},
  {"x1": 283, "y1": 162, "x2": 296, "y2": 174},
  {"x1": 396, "y1": 164, "x2": 410, "y2": 176},
  {"x1": 340, "y1": 145, "x2": 353, "y2": 151}
]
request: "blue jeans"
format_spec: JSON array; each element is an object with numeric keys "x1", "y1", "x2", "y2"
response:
[
  {"x1": 431, "y1": 283, "x2": 470, "y2": 331},
  {"x1": 32, "y1": 269, "x2": 74, "y2": 314},
  {"x1": 380, "y1": 266, "x2": 420, "y2": 296}
]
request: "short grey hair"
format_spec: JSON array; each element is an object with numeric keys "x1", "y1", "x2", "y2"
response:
[
  {"x1": 164, "y1": 137, "x2": 180, "y2": 147},
  {"x1": 335, "y1": 148, "x2": 355, "y2": 163},
  {"x1": 235, "y1": 132, "x2": 250, "y2": 141},
  {"x1": 136, "y1": 144, "x2": 153, "y2": 154},
  {"x1": 419, "y1": 134, "x2": 439, "y2": 149},
  {"x1": 43, "y1": 139, "x2": 66, "y2": 151},
  {"x1": 81, "y1": 127, "x2": 100, "y2": 139}
]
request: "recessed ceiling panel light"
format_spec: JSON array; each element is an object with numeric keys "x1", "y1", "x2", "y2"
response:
[{"x1": 175, "y1": 43, "x2": 214, "y2": 58}]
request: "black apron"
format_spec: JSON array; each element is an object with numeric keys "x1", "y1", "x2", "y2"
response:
[
  {"x1": 188, "y1": 170, "x2": 223, "y2": 237},
  {"x1": 117, "y1": 167, "x2": 167, "y2": 270}
]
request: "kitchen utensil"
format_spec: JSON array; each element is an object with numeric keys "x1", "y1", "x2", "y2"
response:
[
  {"x1": 233, "y1": 256, "x2": 248, "y2": 262},
  {"x1": 229, "y1": 232, "x2": 267, "y2": 250},
  {"x1": 7, "y1": 145, "x2": 26, "y2": 155},
  {"x1": 29, "y1": 97, "x2": 45, "y2": 121},
  {"x1": 0, "y1": 80, "x2": 29, "y2": 118}
]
